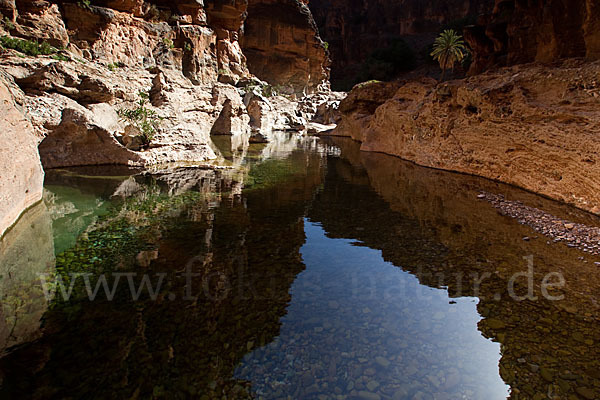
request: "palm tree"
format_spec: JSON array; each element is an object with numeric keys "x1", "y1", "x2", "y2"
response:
[{"x1": 430, "y1": 29, "x2": 468, "y2": 81}]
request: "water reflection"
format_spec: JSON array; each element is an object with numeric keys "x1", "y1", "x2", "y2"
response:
[
  {"x1": 236, "y1": 221, "x2": 508, "y2": 399},
  {"x1": 0, "y1": 202, "x2": 54, "y2": 356},
  {"x1": 0, "y1": 136, "x2": 599, "y2": 399}
]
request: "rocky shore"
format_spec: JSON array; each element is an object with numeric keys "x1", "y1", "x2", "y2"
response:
[
  {"x1": 0, "y1": 0, "x2": 342, "y2": 237},
  {"x1": 326, "y1": 59, "x2": 600, "y2": 215},
  {"x1": 480, "y1": 192, "x2": 600, "y2": 257}
]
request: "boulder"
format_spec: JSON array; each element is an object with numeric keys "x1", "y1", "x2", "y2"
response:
[{"x1": 39, "y1": 104, "x2": 143, "y2": 168}]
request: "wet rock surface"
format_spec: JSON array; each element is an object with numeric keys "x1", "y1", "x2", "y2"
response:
[{"x1": 0, "y1": 0, "x2": 336, "y2": 233}]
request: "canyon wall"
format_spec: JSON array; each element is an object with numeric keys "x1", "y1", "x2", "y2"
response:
[
  {"x1": 308, "y1": 0, "x2": 494, "y2": 88},
  {"x1": 465, "y1": 0, "x2": 600, "y2": 74},
  {"x1": 328, "y1": 59, "x2": 600, "y2": 214},
  {"x1": 242, "y1": 0, "x2": 329, "y2": 94},
  {"x1": 0, "y1": 0, "x2": 333, "y2": 236},
  {"x1": 0, "y1": 72, "x2": 44, "y2": 238}
]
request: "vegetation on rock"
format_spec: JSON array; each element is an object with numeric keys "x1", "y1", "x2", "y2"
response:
[
  {"x1": 430, "y1": 29, "x2": 469, "y2": 81},
  {"x1": 0, "y1": 36, "x2": 60, "y2": 57},
  {"x1": 1, "y1": 17, "x2": 15, "y2": 31},
  {"x1": 117, "y1": 92, "x2": 163, "y2": 148}
]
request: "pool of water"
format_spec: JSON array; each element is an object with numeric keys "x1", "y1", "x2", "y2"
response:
[{"x1": 0, "y1": 135, "x2": 599, "y2": 399}]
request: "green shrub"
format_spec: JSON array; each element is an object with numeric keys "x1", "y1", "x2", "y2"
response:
[
  {"x1": 162, "y1": 37, "x2": 174, "y2": 49},
  {"x1": 2, "y1": 17, "x2": 15, "y2": 31},
  {"x1": 354, "y1": 80, "x2": 381, "y2": 89},
  {"x1": 242, "y1": 83, "x2": 280, "y2": 98},
  {"x1": 0, "y1": 36, "x2": 59, "y2": 56},
  {"x1": 52, "y1": 54, "x2": 70, "y2": 62},
  {"x1": 78, "y1": 0, "x2": 92, "y2": 11},
  {"x1": 118, "y1": 92, "x2": 163, "y2": 148},
  {"x1": 323, "y1": 41, "x2": 329, "y2": 51},
  {"x1": 107, "y1": 61, "x2": 125, "y2": 71},
  {"x1": 184, "y1": 42, "x2": 192, "y2": 52}
]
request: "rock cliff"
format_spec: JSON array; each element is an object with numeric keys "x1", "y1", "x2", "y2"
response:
[
  {"x1": 465, "y1": 0, "x2": 600, "y2": 74},
  {"x1": 0, "y1": 0, "x2": 336, "y2": 236},
  {"x1": 0, "y1": 72, "x2": 44, "y2": 238},
  {"x1": 242, "y1": 0, "x2": 329, "y2": 94},
  {"x1": 308, "y1": 0, "x2": 494, "y2": 88},
  {"x1": 328, "y1": 59, "x2": 600, "y2": 214}
]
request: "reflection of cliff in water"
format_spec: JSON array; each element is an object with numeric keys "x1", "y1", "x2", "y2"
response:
[
  {"x1": 0, "y1": 147, "x2": 325, "y2": 399},
  {"x1": 313, "y1": 137, "x2": 600, "y2": 399},
  {"x1": 0, "y1": 202, "x2": 55, "y2": 356}
]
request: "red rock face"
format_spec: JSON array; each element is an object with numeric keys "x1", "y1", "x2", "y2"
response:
[
  {"x1": 465, "y1": 0, "x2": 600, "y2": 74},
  {"x1": 308, "y1": 0, "x2": 494, "y2": 88},
  {"x1": 241, "y1": 0, "x2": 330, "y2": 94}
]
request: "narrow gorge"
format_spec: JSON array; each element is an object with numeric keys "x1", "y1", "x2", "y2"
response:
[{"x1": 1, "y1": 1, "x2": 600, "y2": 399}]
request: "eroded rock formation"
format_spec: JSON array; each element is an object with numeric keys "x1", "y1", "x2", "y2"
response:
[
  {"x1": 242, "y1": 0, "x2": 329, "y2": 94},
  {"x1": 0, "y1": 0, "x2": 337, "y2": 235},
  {"x1": 465, "y1": 0, "x2": 600, "y2": 74},
  {"x1": 328, "y1": 59, "x2": 600, "y2": 214},
  {"x1": 0, "y1": 73, "x2": 44, "y2": 237}
]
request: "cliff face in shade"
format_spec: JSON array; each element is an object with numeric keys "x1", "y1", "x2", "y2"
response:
[
  {"x1": 465, "y1": 0, "x2": 600, "y2": 74},
  {"x1": 308, "y1": 0, "x2": 494, "y2": 88},
  {"x1": 241, "y1": 0, "x2": 329, "y2": 94}
]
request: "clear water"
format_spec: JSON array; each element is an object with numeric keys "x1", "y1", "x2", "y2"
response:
[{"x1": 0, "y1": 136, "x2": 599, "y2": 400}]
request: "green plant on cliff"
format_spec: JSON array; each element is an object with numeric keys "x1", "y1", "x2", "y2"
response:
[
  {"x1": 2, "y1": 17, "x2": 15, "y2": 31},
  {"x1": 162, "y1": 37, "x2": 174, "y2": 49},
  {"x1": 118, "y1": 92, "x2": 163, "y2": 148},
  {"x1": 78, "y1": 0, "x2": 93, "y2": 11},
  {"x1": 107, "y1": 61, "x2": 124, "y2": 71},
  {"x1": 354, "y1": 80, "x2": 381, "y2": 89},
  {"x1": 0, "y1": 36, "x2": 59, "y2": 56},
  {"x1": 430, "y1": 29, "x2": 468, "y2": 81}
]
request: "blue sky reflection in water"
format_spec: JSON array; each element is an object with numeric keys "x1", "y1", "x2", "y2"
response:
[{"x1": 235, "y1": 220, "x2": 509, "y2": 399}]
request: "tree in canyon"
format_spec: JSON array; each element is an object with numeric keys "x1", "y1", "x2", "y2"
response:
[{"x1": 430, "y1": 29, "x2": 468, "y2": 81}]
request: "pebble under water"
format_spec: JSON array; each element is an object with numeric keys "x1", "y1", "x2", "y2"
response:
[{"x1": 0, "y1": 135, "x2": 599, "y2": 399}]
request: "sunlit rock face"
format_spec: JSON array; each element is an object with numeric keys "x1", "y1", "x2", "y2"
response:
[
  {"x1": 465, "y1": 0, "x2": 600, "y2": 74},
  {"x1": 241, "y1": 0, "x2": 329, "y2": 94},
  {"x1": 329, "y1": 59, "x2": 600, "y2": 215},
  {"x1": 0, "y1": 202, "x2": 54, "y2": 356},
  {"x1": 0, "y1": 74, "x2": 44, "y2": 237}
]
